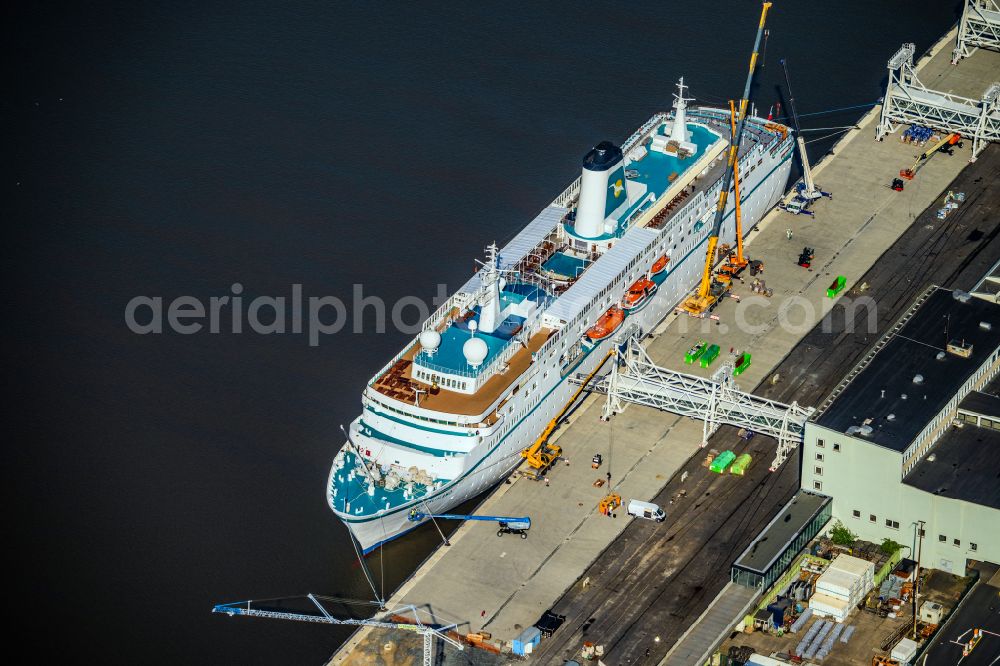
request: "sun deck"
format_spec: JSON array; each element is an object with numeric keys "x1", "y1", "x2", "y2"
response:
[
  {"x1": 370, "y1": 327, "x2": 554, "y2": 418},
  {"x1": 564, "y1": 123, "x2": 722, "y2": 240}
]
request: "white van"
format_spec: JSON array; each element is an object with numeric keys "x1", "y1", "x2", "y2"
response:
[{"x1": 627, "y1": 499, "x2": 665, "y2": 522}]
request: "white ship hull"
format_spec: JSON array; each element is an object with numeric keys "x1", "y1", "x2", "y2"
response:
[{"x1": 329, "y1": 109, "x2": 794, "y2": 553}]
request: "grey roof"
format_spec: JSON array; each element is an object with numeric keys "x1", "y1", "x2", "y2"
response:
[
  {"x1": 462, "y1": 205, "x2": 567, "y2": 293},
  {"x1": 816, "y1": 288, "x2": 1000, "y2": 452},
  {"x1": 733, "y1": 491, "x2": 831, "y2": 575},
  {"x1": 903, "y1": 424, "x2": 1000, "y2": 510},
  {"x1": 544, "y1": 226, "x2": 660, "y2": 323},
  {"x1": 959, "y1": 390, "x2": 1000, "y2": 420},
  {"x1": 921, "y1": 583, "x2": 1000, "y2": 666}
]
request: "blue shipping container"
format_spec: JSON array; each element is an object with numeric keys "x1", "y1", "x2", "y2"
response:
[{"x1": 512, "y1": 626, "x2": 541, "y2": 656}]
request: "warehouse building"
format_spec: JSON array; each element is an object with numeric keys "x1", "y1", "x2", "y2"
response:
[{"x1": 801, "y1": 286, "x2": 1000, "y2": 574}]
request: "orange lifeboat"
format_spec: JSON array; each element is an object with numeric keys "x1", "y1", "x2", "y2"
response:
[
  {"x1": 650, "y1": 255, "x2": 669, "y2": 275},
  {"x1": 585, "y1": 305, "x2": 625, "y2": 343},
  {"x1": 622, "y1": 277, "x2": 657, "y2": 312}
]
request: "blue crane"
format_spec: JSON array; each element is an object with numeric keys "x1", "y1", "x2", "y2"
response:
[{"x1": 408, "y1": 509, "x2": 531, "y2": 539}]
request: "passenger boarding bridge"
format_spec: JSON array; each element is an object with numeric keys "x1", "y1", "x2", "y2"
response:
[
  {"x1": 953, "y1": 0, "x2": 1000, "y2": 63},
  {"x1": 877, "y1": 42, "x2": 1000, "y2": 159},
  {"x1": 574, "y1": 337, "x2": 814, "y2": 471}
]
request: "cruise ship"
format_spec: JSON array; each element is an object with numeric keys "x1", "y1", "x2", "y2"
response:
[{"x1": 327, "y1": 80, "x2": 794, "y2": 552}]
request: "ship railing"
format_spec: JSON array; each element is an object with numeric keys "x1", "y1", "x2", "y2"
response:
[
  {"x1": 421, "y1": 292, "x2": 471, "y2": 332},
  {"x1": 414, "y1": 318, "x2": 541, "y2": 384},
  {"x1": 554, "y1": 177, "x2": 581, "y2": 209},
  {"x1": 368, "y1": 337, "x2": 418, "y2": 387},
  {"x1": 622, "y1": 112, "x2": 668, "y2": 151}
]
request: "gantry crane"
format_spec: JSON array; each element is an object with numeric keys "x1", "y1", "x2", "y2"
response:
[
  {"x1": 407, "y1": 509, "x2": 531, "y2": 538},
  {"x1": 678, "y1": 1, "x2": 772, "y2": 316},
  {"x1": 521, "y1": 348, "x2": 616, "y2": 479}
]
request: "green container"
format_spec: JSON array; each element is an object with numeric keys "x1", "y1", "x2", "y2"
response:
[
  {"x1": 685, "y1": 340, "x2": 707, "y2": 364},
  {"x1": 730, "y1": 453, "x2": 753, "y2": 475},
  {"x1": 710, "y1": 450, "x2": 736, "y2": 473},
  {"x1": 733, "y1": 352, "x2": 752, "y2": 376},
  {"x1": 826, "y1": 276, "x2": 847, "y2": 299},
  {"x1": 700, "y1": 344, "x2": 721, "y2": 368}
]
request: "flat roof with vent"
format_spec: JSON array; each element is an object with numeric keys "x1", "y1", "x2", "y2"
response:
[
  {"x1": 733, "y1": 491, "x2": 831, "y2": 575},
  {"x1": 903, "y1": 423, "x2": 1000, "y2": 509},
  {"x1": 816, "y1": 287, "x2": 1000, "y2": 452}
]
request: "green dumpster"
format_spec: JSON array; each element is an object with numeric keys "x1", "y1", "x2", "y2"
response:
[
  {"x1": 685, "y1": 340, "x2": 708, "y2": 364},
  {"x1": 730, "y1": 453, "x2": 753, "y2": 475},
  {"x1": 700, "y1": 344, "x2": 721, "y2": 368},
  {"x1": 710, "y1": 450, "x2": 736, "y2": 473},
  {"x1": 827, "y1": 276, "x2": 847, "y2": 298}
]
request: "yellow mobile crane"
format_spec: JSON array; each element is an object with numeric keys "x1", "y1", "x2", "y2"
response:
[
  {"x1": 521, "y1": 348, "x2": 616, "y2": 479},
  {"x1": 678, "y1": 2, "x2": 771, "y2": 316},
  {"x1": 716, "y1": 101, "x2": 762, "y2": 283}
]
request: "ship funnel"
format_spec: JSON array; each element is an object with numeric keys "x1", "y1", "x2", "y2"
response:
[{"x1": 575, "y1": 141, "x2": 626, "y2": 239}]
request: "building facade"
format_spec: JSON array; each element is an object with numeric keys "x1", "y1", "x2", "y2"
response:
[{"x1": 801, "y1": 287, "x2": 1000, "y2": 574}]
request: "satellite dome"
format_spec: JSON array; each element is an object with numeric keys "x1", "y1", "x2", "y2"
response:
[
  {"x1": 419, "y1": 330, "x2": 441, "y2": 355},
  {"x1": 463, "y1": 337, "x2": 488, "y2": 368}
]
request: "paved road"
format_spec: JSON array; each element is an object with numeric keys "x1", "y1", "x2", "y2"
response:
[{"x1": 529, "y1": 145, "x2": 1000, "y2": 666}]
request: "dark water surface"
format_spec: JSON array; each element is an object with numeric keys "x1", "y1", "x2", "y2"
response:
[{"x1": 8, "y1": 2, "x2": 958, "y2": 663}]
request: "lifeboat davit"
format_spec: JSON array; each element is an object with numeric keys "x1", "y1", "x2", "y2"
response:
[
  {"x1": 585, "y1": 305, "x2": 625, "y2": 343},
  {"x1": 650, "y1": 255, "x2": 669, "y2": 275},
  {"x1": 622, "y1": 277, "x2": 657, "y2": 312}
]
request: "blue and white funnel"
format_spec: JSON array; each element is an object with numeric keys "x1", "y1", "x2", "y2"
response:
[{"x1": 575, "y1": 141, "x2": 626, "y2": 239}]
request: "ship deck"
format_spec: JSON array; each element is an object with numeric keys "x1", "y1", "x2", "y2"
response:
[{"x1": 371, "y1": 327, "x2": 554, "y2": 419}]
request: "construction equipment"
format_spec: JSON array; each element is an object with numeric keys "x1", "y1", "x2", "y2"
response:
[
  {"x1": 797, "y1": 247, "x2": 815, "y2": 268},
  {"x1": 213, "y1": 596, "x2": 463, "y2": 664},
  {"x1": 521, "y1": 349, "x2": 615, "y2": 479},
  {"x1": 407, "y1": 509, "x2": 531, "y2": 538},
  {"x1": 599, "y1": 492, "x2": 622, "y2": 516},
  {"x1": 777, "y1": 58, "x2": 832, "y2": 217},
  {"x1": 717, "y1": 101, "x2": 752, "y2": 283},
  {"x1": 872, "y1": 657, "x2": 900, "y2": 666},
  {"x1": 678, "y1": 1, "x2": 772, "y2": 316},
  {"x1": 900, "y1": 132, "x2": 961, "y2": 179},
  {"x1": 749, "y1": 278, "x2": 773, "y2": 297},
  {"x1": 891, "y1": 177, "x2": 905, "y2": 192}
]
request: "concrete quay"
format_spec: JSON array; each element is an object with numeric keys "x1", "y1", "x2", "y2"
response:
[{"x1": 328, "y1": 26, "x2": 1000, "y2": 665}]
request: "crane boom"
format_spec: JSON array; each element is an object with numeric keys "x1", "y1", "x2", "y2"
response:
[
  {"x1": 730, "y1": 100, "x2": 746, "y2": 266},
  {"x1": 408, "y1": 511, "x2": 531, "y2": 531},
  {"x1": 780, "y1": 58, "x2": 817, "y2": 197},
  {"x1": 521, "y1": 347, "x2": 616, "y2": 478},
  {"x1": 716, "y1": 100, "x2": 749, "y2": 284},
  {"x1": 900, "y1": 132, "x2": 961, "y2": 179},
  {"x1": 680, "y1": 1, "x2": 772, "y2": 315}
]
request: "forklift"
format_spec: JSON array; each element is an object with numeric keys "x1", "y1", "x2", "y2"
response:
[{"x1": 797, "y1": 247, "x2": 815, "y2": 268}]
